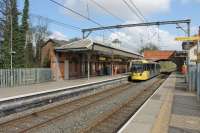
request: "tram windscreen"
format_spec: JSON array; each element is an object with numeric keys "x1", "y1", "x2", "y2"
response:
[{"x1": 131, "y1": 64, "x2": 144, "y2": 72}]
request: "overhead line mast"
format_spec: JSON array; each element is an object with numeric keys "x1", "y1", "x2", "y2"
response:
[{"x1": 82, "y1": 19, "x2": 191, "y2": 33}]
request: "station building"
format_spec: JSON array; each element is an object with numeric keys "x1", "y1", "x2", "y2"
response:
[
  {"x1": 41, "y1": 39, "x2": 142, "y2": 80},
  {"x1": 144, "y1": 50, "x2": 187, "y2": 71}
]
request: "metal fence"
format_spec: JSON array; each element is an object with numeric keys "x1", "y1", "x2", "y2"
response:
[
  {"x1": 0, "y1": 68, "x2": 52, "y2": 88},
  {"x1": 188, "y1": 65, "x2": 200, "y2": 98}
]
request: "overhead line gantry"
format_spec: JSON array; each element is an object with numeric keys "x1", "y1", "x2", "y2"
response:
[{"x1": 82, "y1": 19, "x2": 191, "y2": 38}]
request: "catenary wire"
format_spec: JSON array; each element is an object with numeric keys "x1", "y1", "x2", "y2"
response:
[
  {"x1": 121, "y1": 0, "x2": 144, "y2": 22},
  {"x1": 89, "y1": 0, "x2": 125, "y2": 22}
]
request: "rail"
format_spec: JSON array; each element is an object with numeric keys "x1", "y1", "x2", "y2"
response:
[
  {"x1": 0, "y1": 74, "x2": 168, "y2": 132},
  {"x1": 0, "y1": 75, "x2": 128, "y2": 119}
]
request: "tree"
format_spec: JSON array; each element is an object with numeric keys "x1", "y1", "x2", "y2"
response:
[
  {"x1": 11, "y1": 0, "x2": 21, "y2": 68},
  {"x1": 138, "y1": 43, "x2": 160, "y2": 54},
  {"x1": 0, "y1": 0, "x2": 8, "y2": 68},
  {"x1": 30, "y1": 23, "x2": 51, "y2": 66},
  {"x1": 0, "y1": 0, "x2": 20, "y2": 68},
  {"x1": 20, "y1": 0, "x2": 32, "y2": 67},
  {"x1": 0, "y1": 0, "x2": 6, "y2": 41},
  {"x1": 24, "y1": 42, "x2": 34, "y2": 67}
]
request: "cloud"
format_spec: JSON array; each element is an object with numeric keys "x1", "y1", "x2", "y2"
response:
[
  {"x1": 92, "y1": 27, "x2": 182, "y2": 52},
  {"x1": 93, "y1": 26, "x2": 181, "y2": 52},
  {"x1": 63, "y1": 0, "x2": 171, "y2": 21},
  {"x1": 60, "y1": 0, "x2": 181, "y2": 51},
  {"x1": 191, "y1": 26, "x2": 199, "y2": 35},
  {"x1": 178, "y1": 0, "x2": 200, "y2": 4},
  {"x1": 49, "y1": 31, "x2": 68, "y2": 40}
]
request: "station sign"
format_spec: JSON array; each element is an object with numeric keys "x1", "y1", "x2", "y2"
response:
[
  {"x1": 99, "y1": 57, "x2": 106, "y2": 61},
  {"x1": 113, "y1": 59, "x2": 122, "y2": 62},
  {"x1": 175, "y1": 36, "x2": 200, "y2": 63},
  {"x1": 175, "y1": 36, "x2": 200, "y2": 41},
  {"x1": 182, "y1": 41, "x2": 195, "y2": 50}
]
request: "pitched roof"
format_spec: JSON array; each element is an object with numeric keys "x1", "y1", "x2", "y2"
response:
[
  {"x1": 56, "y1": 39, "x2": 141, "y2": 55},
  {"x1": 46, "y1": 39, "x2": 69, "y2": 47},
  {"x1": 55, "y1": 39, "x2": 92, "y2": 49},
  {"x1": 144, "y1": 50, "x2": 175, "y2": 60},
  {"x1": 53, "y1": 38, "x2": 142, "y2": 58}
]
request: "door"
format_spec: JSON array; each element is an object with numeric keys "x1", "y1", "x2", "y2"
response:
[{"x1": 64, "y1": 60, "x2": 69, "y2": 80}]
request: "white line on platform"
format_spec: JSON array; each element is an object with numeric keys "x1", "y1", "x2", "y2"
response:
[{"x1": 117, "y1": 75, "x2": 169, "y2": 133}]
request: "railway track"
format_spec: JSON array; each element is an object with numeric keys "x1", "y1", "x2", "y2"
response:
[
  {"x1": 83, "y1": 75, "x2": 166, "y2": 133},
  {"x1": 0, "y1": 74, "x2": 168, "y2": 133}
]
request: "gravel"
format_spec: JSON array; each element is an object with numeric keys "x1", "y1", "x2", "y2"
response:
[{"x1": 0, "y1": 76, "x2": 165, "y2": 133}]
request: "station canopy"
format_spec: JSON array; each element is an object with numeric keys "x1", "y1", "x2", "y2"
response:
[{"x1": 55, "y1": 39, "x2": 142, "y2": 59}]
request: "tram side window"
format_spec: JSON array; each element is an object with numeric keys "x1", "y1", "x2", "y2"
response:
[
  {"x1": 146, "y1": 64, "x2": 150, "y2": 71},
  {"x1": 149, "y1": 64, "x2": 152, "y2": 71},
  {"x1": 148, "y1": 64, "x2": 152, "y2": 71},
  {"x1": 144, "y1": 64, "x2": 147, "y2": 71},
  {"x1": 157, "y1": 64, "x2": 159, "y2": 70},
  {"x1": 151, "y1": 64, "x2": 155, "y2": 72},
  {"x1": 147, "y1": 64, "x2": 150, "y2": 71},
  {"x1": 131, "y1": 64, "x2": 143, "y2": 72},
  {"x1": 146, "y1": 64, "x2": 148, "y2": 71}
]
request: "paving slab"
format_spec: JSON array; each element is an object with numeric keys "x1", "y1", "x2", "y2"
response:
[
  {"x1": 118, "y1": 73, "x2": 200, "y2": 133},
  {"x1": 121, "y1": 122, "x2": 153, "y2": 133},
  {"x1": 119, "y1": 73, "x2": 175, "y2": 133},
  {"x1": 169, "y1": 74, "x2": 200, "y2": 133}
]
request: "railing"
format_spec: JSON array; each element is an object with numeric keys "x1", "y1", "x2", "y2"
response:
[
  {"x1": 188, "y1": 65, "x2": 200, "y2": 98},
  {"x1": 0, "y1": 68, "x2": 52, "y2": 88}
]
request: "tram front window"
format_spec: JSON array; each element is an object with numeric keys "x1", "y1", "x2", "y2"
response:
[{"x1": 131, "y1": 64, "x2": 143, "y2": 72}]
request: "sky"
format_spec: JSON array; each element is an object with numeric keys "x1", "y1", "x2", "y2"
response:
[{"x1": 18, "y1": 0, "x2": 200, "y2": 52}]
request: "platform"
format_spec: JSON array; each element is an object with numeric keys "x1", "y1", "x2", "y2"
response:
[
  {"x1": 0, "y1": 74, "x2": 127, "y2": 102},
  {"x1": 118, "y1": 73, "x2": 200, "y2": 133}
]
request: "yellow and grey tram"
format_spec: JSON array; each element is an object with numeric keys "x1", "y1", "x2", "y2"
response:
[{"x1": 129, "y1": 60, "x2": 160, "y2": 81}]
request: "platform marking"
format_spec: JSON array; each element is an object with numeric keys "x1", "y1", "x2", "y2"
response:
[{"x1": 117, "y1": 75, "x2": 170, "y2": 133}]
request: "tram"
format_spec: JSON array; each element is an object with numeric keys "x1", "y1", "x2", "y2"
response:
[{"x1": 129, "y1": 60, "x2": 160, "y2": 81}]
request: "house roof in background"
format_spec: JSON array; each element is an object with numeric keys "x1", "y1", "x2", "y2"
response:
[{"x1": 144, "y1": 50, "x2": 175, "y2": 60}]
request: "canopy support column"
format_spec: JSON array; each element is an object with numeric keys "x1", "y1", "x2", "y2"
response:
[{"x1": 87, "y1": 53, "x2": 90, "y2": 80}]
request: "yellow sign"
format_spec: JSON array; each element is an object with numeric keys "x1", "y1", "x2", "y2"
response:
[
  {"x1": 99, "y1": 57, "x2": 106, "y2": 61},
  {"x1": 175, "y1": 36, "x2": 200, "y2": 41}
]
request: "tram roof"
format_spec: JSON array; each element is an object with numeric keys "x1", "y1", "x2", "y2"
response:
[{"x1": 132, "y1": 60, "x2": 158, "y2": 64}]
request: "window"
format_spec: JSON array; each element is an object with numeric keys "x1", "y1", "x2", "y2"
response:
[
  {"x1": 194, "y1": 49, "x2": 197, "y2": 55},
  {"x1": 131, "y1": 64, "x2": 144, "y2": 72}
]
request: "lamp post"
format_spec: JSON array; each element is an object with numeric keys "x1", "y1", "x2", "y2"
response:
[
  {"x1": 197, "y1": 26, "x2": 200, "y2": 100},
  {"x1": 10, "y1": 2, "x2": 13, "y2": 70},
  {"x1": 9, "y1": 1, "x2": 16, "y2": 86},
  {"x1": 176, "y1": 22, "x2": 191, "y2": 85}
]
